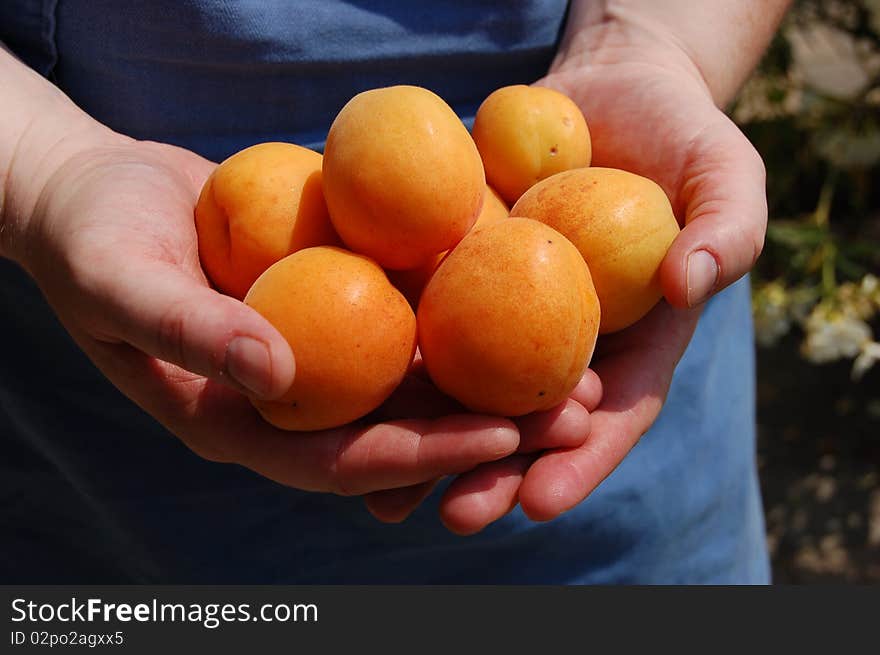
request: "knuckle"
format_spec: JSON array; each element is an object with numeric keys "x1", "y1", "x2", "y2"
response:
[
  {"x1": 327, "y1": 429, "x2": 360, "y2": 496},
  {"x1": 329, "y1": 422, "x2": 422, "y2": 496},
  {"x1": 155, "y1": 300, "x2": 189, "y2": 368}
]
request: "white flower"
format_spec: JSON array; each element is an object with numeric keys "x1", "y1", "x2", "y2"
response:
[
  {"x1": 753, "y1": 282, "x2": 792, "y2": 346},
  {"x1": 789, "y1": 286, "x2": 820, "y2": 324},
  {"x1": 755, "y1": 308, "x2": 791, "y2": 347},
  {"x1": 802, "y1": 306, "x2": 872, "y2": 363},
  {"x1": 853, "y1": 341, "x2": 880, "y2": 380},
  {"x1": 862, "y1": 274, "x2": 880, "y2": 309},
  {"x1": 836, "y1": 277, "x2": 880, "y2": 319}
]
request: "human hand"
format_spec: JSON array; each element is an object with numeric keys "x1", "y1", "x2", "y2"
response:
[
  {"x1": 363, "y1": 354, "x2": 602, "y2": 522},
  {"x1": 4, "y1": 130, "x2": 533, "y2": 497},
  {"x1": 367, "y1": 15, "x2": 770, "y2": 532}
]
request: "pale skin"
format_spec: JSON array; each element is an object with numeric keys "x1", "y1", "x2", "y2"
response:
[
  {"x1": 0, "y1": 42, "x2": 593, "y2": 501},
  {"x1": 366, "y1": 0, "x2": 793, "y2": 532},
  {"x1": 0, "y1": 0, "x2": 790, "y2": 536}
]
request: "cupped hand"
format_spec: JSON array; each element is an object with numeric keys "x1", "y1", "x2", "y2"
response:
[
  {"x1": 513, "y1": 51, "x2": 767, "y2": 521},
  {"x1": 363, "y1": 355, "x2": 602, "y2": 522},
  {"x1": 15, "y1": 135, "x2": 530, "y2": 496},
  {"x1": 368, "y1": 45, "x2": 768, "y2": 532}
]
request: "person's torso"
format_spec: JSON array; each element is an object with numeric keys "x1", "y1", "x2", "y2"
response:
[
  {"x1": 2, "y1": 0, "x2": 569, "y2": 158},
  {"x1": 0, "y1": 0, "x2": 769, "y2": 584}
]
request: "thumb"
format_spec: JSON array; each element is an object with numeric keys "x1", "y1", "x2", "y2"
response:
[
  {"x1": 660, "y1": 117, "x2": 768, "y2": 308},
  {"x1": 87, "y1": 261, "x2": 295, "y2": 399}
]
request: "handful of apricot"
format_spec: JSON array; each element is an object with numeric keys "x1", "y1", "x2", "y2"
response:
[{"x1": 194, "y1": 84, "x2": 680, "y2": 431}]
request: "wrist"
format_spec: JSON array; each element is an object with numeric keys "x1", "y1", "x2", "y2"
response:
[
  {"x1": 551, "y1": 13, "x2": 713, "y2": 97},
  {"x1": 0, "y1": 92, "x2": 125, "y2": 269},
  {"x1": 0, "y1": 46, "x2": 128, "y2": 267},
  {"x1": 553, "y1": 0, "x2": 791, "y2": 108}
]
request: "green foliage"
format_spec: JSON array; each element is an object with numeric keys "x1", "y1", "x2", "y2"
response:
[{"x1": 736, "y1": 0, "x2": 880, "y2": 379}]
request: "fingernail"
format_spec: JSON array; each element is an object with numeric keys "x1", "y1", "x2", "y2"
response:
[
  {"x1": 686, "y1": 250, "x2": 718, "y2": 307},
  {"x1": 226, "y1": 336, "x2": 273, "y2": 398}
]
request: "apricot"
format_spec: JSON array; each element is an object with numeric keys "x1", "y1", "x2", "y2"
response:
[
  {"x1": 387, "y1": 184, "x2": 509, "y2": 308},
  {"x1": 418, "y1": 217, "x2": 600, "y2": 416},
  {"x1": 244, "y1": 247, "x2": 416, "y2": 431},
  {"x1": 472, "y1": 84, "x2": 591, "y2": 206},
  {"x1": 475, "y1": 184, "x2": 512, "y2": 227},
  {"x1": 510, "y1": 167, "x2": 681, "y2": 334},
  {"x1": 195, "y1": 142, "x2": 340, "y2": 300},
  {"x1": 322, "y1": 85, "x2": 486, "y2": 270}
]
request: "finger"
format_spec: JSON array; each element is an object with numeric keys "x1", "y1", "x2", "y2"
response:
[
  {"x1": 181, "y1": 388, "x2": 520, "y2": 495},
  {"x1": 518, "y1": 304, "x2": 700, "y2": 521},
  {"x1": 80, "y1": 337, "x2": 520, "y2": 495},
  {"x1": 363, "y1": 478, "x2": 441, "y2": 523},
  {"x1": 517, "y1": 414, "x2": 645, "y2": 523},
  {"x1": 661, "y1": 116, "x2": 768, "y2": 308},
  {"x1": 364, "y1": 371, "x2": 601, "y2": 519},
  {"x1": 514, "y1": 398, "x2": 590, "y2": 453},
  {"x1": 323, "y1": 416, "x2": 519, "y2": 495},
  {"x1": 568, "y1": 368, "x2": 603, "y2": 411},
  {"x1": 85, "y1": 261, "x2": 296, "y2": 400},
  {"x1": 439, "y1": 456, "x2": 533, "y2": 535}
]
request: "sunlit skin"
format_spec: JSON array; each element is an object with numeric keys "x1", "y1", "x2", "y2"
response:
[
  {"x1": 364, "y1": 0, "x2": 786, "y2": 533},
  {"x1": 3, "y1": 132, "x2": 598, "y2": 499},
  {"x1": 0, "y1": 0, "x2": 789, "y2": 537},
  {"x1": 0, "y1": 48, "x2": 602, "y2": 513}
]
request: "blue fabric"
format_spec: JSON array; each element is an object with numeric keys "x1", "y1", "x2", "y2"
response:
[{"x1": 0, "y1": 0, "x2": 769, "y2": 584}]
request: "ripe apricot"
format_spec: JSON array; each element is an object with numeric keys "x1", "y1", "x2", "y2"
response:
[
  {"x1": 322, "y1": 85, "x2": 485, "y2": 270},
  {"x1": 195, "y1": 142, "x2": 340, "y2": 300},
  {"x1": 418, "y1": 217, "x2": 600, "y2": 416},
  {"x1": 387, "y1": 184, "x2": 509, "y2": 308},
  {"x1": 510, "y1": 167, "x2": 681, "y2": 334},
  {"x1": 475, "y1": 184, "x2": 512, "y2": 227},
  {"x1": 244, "y1": 247, "x2": 416, "y2": 431},
  {"x1": 472, "y1": 84, "x2": 591, "y2": 206}
]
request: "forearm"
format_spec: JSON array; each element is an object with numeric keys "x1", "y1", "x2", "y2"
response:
[
  {"x1": 0, "y1": 45, "x2": 120, "y2": 264},
  {"x1": 555, "y1": 0, "x2": 793, "y2": 106}
]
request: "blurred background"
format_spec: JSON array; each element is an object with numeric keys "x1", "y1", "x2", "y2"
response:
[{"x1": 734, "y1": 0, "x2": 880, "y2": 582}]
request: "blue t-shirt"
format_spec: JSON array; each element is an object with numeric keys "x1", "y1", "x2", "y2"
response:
[{"x1": 0, "y1": 0, "x2": 770, "y2": 583}]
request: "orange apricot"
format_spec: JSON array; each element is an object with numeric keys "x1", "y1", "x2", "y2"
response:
[
  {"x1": 418, "y1": 217, "x2": 600, "y2": 416},
  {"x1": 322, "y1": 85, "x2": 485, "y2": 270},
  {"x1": 387, "y1": 184, "x2": 509, "y2": 308},
  {"x1": 476, "y1": 184, "x2": 512, "y2": 226},
  {"x1": 244, "y1": 247, "x2": 416, "y2": 431},
  {"x1": 195, "y1": 142, "x2": 340, "y2": 300},
  {"x1": 472, "y1": 84, "x2": 591, "y2": 206},
  {"x1": 510, "y1": 167, "x2": 681, "y2": 334}
]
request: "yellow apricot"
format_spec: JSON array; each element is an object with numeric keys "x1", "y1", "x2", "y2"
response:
[
  {"x1": 387, "y1": 184, "x2": 509, "y2": 308},
  {"x1": 475, "y1": 184, "x2": 512, "y2": 226},
  {"x1": 418, "y1": 217, "x2": 600, "y2": 416},
  {"x1": 195, "y1": 142, "x2": 340, "y2": 300},
  {"x1": 244, "y1": 247, "x2": 416, "y2": 431},
  {"x1": 322, "y1": 85, "x2": 485, "y2": 270},
  {"x1": 472, "y1": 84, "x2": 591, "y2": 206},
  {"x1": 511, "y1": 167, "x2": 681, "y2": 334}
]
